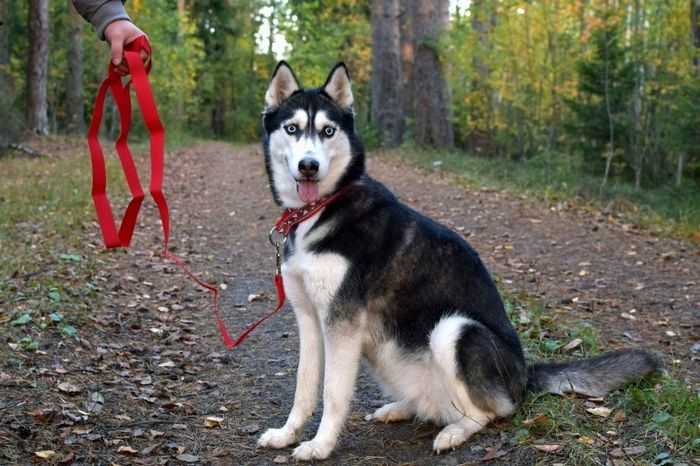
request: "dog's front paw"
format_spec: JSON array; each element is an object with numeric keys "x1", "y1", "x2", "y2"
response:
[
  {"x1": 365, "y1": 401, "x2": 413, "y2": 424},
  {"x1": 432, "y1": 423, "x2": 469, "y2": 454},
  {"x1": 291, "y1": 439, "x2": 334, "y2": 461},
  {"x1": 257, "y1": 427, "x2": 298, "y2": 449}
]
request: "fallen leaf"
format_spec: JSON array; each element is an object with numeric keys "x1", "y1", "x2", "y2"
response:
[
  {"x1": 86, "y1": 391, "x2": 104, "y2": 413},
  {"x1": 139, "y1": 375, "x2": 153, "y2": 385},
  {"x1": 27, "y1": 409, "x2": 53, "y2": 424},
  {"x1": 158, "y1": 360, "x2": 176, "y2": 368},
  {"x1": 117, "y1": 445, "x2": 138, "y2": 455},
  {"x1": 612, "y1": 410, "x2": 628, "y2": 423},
  {"x1": 11, "y1": 314, "x2": 32, "y2": 326},
  {"x1": 534, "y1": 444, "x2": 562, "y2": 453},
  {"x1": 204, "y1": 416, "x2": 224, "y2": 428},
  {"x1": 175, "y1": 453, "x2": 199, "y2": 463},
  {"x1": 248, "y1": 293, "x2": 263, "y2": 302},
  {"x1": 273, "y1": 455, "x2": 288, "y2": 464},
  {"x1": 522, "y1": 414, "x2": 547, "y2": 427},
  {"x1": 586, "y1": 406, "x2": 612, "y2": 418},
  {"x1": 563, "y1": 338, "x2": 582, "y2": 351},
  {"x1": 58, "y1": 382, "x2": 81, "y2": 395},
  {"x1": 620, "y1": 312, "x2": 636, "y2": 320},
  {"x1": 623, "y1": 446, "x2": 646, "y2": 456},
  {"x1": 34, "y1": 450, "x2": 57, "y2": 459}
]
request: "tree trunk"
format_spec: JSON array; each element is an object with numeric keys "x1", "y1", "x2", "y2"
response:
[
  {"x1": 371, "y1": 0, "x2": 403, "y2": 147},
  {"x1": 411, "y1": 0, "x2": 453, "y2": 148},
  {"x1": 399, "y1": 0, "x2": 414, "y2": 124},
  {"x1": 65, "y1": 0, "x2": 85, "y2": 135},
  {"x1": 692, "y1": 0, "x2": 700, "y2": 73},
  {"x1": 469, "y1": 0, "x2": 495, "y2": 153},
  {"x1": 0, "y1": 0, "x2": 11, "y2": 90},
  {"x1": 601, "y1": 25, "x2": 615, "y2": 189},
  {"x1": 631, "y1": 0, "x2": 645, "y2": 191},
  {"x1": 676, "y1": 152, "x2": 685, "y2": 187},
  {"x1": 0, "y1": 0, "x2": 19, "y2": 146},
  {"x1": 27, "y1": 0, "x2": 49, "y2": 135}
]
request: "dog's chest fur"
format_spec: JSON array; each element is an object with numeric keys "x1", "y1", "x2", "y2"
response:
[{"x1": 281, "y1": 211, "x2": 349, "y2": 319}]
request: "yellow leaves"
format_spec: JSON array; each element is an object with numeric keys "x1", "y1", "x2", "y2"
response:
[
  {"x1": 34, "y1": 450, "x2": 57, "y2": 459},
  {"x1": 534, "y1": 444, "x2": 563, "y2": 453},
  {"x1": 586, "y1": 406, "x2": 612, "y2": 418},
  {"x1": 204, "y1": 416, "x2": 224, "y2": 428}
]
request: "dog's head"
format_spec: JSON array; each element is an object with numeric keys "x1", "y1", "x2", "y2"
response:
[{"x1": 262, "y1": 62, "x2": 365, "y2": 208}]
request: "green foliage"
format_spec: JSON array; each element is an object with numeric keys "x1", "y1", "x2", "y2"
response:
[
  {"x1": 566, "y1": 21, "x2": 635, "y2": 169},
  {"x1": 6, "y1": 0, "x2": 699, "y2": 188},
  {"x1": 279, "y1": 0, "x2": 372, "y2": 132},
  {"x1": 130, "y1": 0, "x2": 204, "y2": 135},
  {"x1": 446, "y1": 0, "x2": 700, "y2": 189}
]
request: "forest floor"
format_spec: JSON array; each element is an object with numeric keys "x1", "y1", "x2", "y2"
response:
[{"x1": 1, "y1": 140, "x2": 698, "y2": 465}]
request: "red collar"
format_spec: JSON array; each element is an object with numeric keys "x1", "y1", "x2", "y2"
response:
[{"x1": 273, "y1": 186, "x2": 349, "y2": 237}]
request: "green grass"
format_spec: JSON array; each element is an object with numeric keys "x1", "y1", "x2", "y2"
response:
[
  {"x1": 0, "y1": 133, "x2": 206, "y2": 354},
  {"x1": 382, "y1": 147, "x2": 700, "y2": 238},
  {"x1": 501, "y1": 290, "x2": 699, "y2": 465},
  {"x1": 0, "y1": 142, "x2": 122, "y2": 353}
]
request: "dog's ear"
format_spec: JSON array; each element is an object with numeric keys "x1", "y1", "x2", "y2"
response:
[
  {"x1": 265, "y1": 61, "x2": 301, "y2": 111},
  {"x1": 322, "y1": 62, "x2": 353, "y2": 110}
]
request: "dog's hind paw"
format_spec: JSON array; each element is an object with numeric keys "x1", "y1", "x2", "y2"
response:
[
  {"x1": 291, "y1": 439, "x2": 333, "y2": 461},
  {"x1": 365, "y1": 401, "x2": 414, "y2": 424},
  {"x1": 432, "y1": 423, "x2": 470, "y2": 454},
  {"x1": 257, "y1": 427, "x2": 297, "y2": 449}
]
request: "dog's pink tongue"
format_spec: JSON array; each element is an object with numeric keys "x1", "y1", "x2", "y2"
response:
[{"x1": 297, "y1": 181, "x2": 319, "y2": 204}]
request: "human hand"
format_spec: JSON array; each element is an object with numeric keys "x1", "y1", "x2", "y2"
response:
[{"x1": 104, "y1": 20, "x2": 149, "y2": 76}]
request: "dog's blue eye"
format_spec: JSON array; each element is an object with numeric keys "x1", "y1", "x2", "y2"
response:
[
  {"x1": 285, "y1": 124, "x2": 297, "y2": 135},
  {"x1": 324, "y1": 126, "x2": 335, "y2": 137}
]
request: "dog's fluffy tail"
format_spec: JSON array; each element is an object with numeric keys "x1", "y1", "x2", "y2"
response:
[{"x1": 527, "y1": 349, "x2": 660, "y2": 397}]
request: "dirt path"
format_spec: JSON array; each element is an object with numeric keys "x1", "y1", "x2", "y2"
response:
[{"x1": 1, "y1": 142, "x2": 697, "y2": 465}]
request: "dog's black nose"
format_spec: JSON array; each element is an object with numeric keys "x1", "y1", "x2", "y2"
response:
[{"x1": 298, "y1": 158, "x2": 319, "y2": 177}]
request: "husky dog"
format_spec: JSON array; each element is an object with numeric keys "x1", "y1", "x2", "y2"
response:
[{"x1": 257, "y1": 61, "x2": 659, "y2": 461}]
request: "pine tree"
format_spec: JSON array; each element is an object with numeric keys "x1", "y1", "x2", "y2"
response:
[{"x1": 566, "y1": 21, "x2": 634, "y2": 180}]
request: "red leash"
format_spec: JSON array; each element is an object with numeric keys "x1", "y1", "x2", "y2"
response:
[
  {"x1": 87, "y1": 36, "x2": 347, "y2": 348},
  {"x1": 87, "y1": 36, "x2": 234, "y2": 348},
  {"x1": 230, "y1": 187, "x2": 349, "y2": 346}
]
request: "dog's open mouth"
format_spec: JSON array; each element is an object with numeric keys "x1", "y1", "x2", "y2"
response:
[{"x1": 296, "y1": 180, "x2": 319, "y2": 204}]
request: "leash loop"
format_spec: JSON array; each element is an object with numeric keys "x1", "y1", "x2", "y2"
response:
[{"x1": 87, "y1": 35, "x2": 234, "y2": 348}]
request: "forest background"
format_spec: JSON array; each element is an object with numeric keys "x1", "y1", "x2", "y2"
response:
[{"x1": 2, "y1": 0, "x2": 700, "y2": 235}]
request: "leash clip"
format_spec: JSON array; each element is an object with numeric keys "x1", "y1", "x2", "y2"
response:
[{"x1": 269, "y1": 228, "x2": 287, "y2": 275}]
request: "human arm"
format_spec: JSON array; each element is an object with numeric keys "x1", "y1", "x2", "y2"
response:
[
  {"x1": 71, "y1": 0, "x2": 130, "y2": 40},
  {"x1": 70, "y1": 1, "x2": 148, "y2": 76}
]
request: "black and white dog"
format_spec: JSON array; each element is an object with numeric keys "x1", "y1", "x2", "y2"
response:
[{"x1": 257, "y1": 61, "x2": 658, "y2": 461}]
